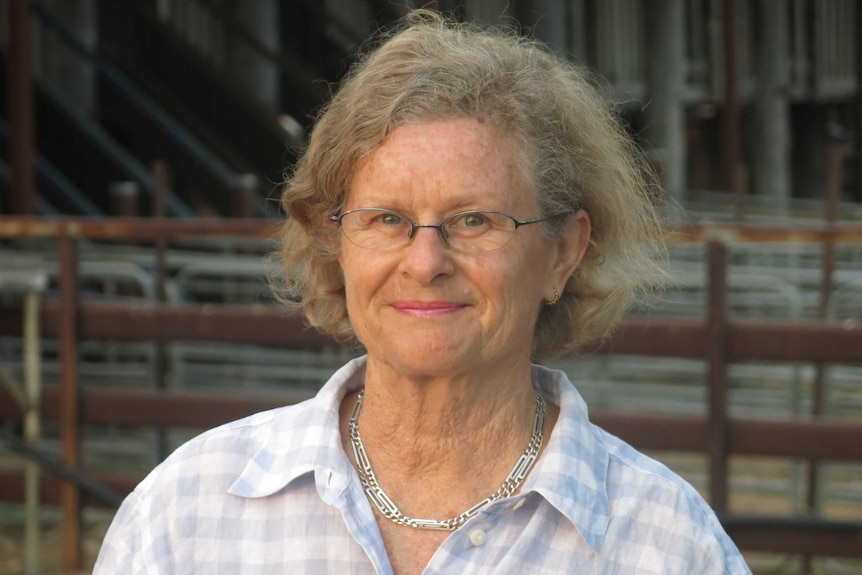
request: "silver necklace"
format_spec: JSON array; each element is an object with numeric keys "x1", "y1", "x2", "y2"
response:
[{"x1": 348, "y1": 391, "x2": 546, "y2": 531}]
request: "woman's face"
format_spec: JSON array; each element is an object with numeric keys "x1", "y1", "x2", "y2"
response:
[{"x1": 337, "y1": 118, "x2": 588, "y2": 379}]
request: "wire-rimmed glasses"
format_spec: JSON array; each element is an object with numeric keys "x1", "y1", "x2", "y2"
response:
[{"x1": 329, "y1": 208, "x2": 569, "y2": 252}]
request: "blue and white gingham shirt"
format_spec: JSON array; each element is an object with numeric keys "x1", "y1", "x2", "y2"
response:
[{"x1": 95, "y1": 356, "x2": 751, "y2": 574}]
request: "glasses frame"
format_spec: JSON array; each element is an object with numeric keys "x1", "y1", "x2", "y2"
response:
[{"x1": 329, "y1": 207, "x2": 570, "y2": 252}]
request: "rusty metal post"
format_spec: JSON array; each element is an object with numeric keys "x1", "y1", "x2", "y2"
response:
[
  {"x1": 23, "y1": 287, "x2": 43, "y2": 575},
  {"x1": 152, "y1": 164, "x2": 168, "y2": 304},
  {"x1": 721, "y1": 0, "x2": 743, "y2": 219},
  {"x1": 152, "y1": 162, "x2": 170, "y2": 460},
  {"x1": 802, "y1": 108, "x2": 847, "y2": 573},
  {"x1": 6, "y1": 0, "x2": 37, "y2": 215},
  {"x1": 858, "y1": 0, "x2": 862, "y2": 205},
  {"x1": 110, "y1": 181, "x2": 141, "y2": 217},
  {"x1": 231, "y1": 174, "x2": 259, "y2": 218},
  {"x1": 58, "y1": 230, "x2": 82, "y2": 570},
  {"x1": 707, "y1": 241, "x2": 729, "y2": 512},
  {"x1": 645, "y1": 0, "x2": 685, "y2": 201}
]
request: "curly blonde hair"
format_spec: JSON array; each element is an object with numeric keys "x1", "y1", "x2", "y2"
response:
[{"x1": 274, "y1": 10, "x2": 666, "y2": 357}]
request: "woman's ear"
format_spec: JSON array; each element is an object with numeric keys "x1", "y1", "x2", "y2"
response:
[{"x1": 550, "y1": 209, "x2": 591, "y2": 288}]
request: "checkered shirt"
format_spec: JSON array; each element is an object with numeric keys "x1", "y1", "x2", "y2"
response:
[{"x1": 94, "y1": 356, "x2": 751, "y2": 574}]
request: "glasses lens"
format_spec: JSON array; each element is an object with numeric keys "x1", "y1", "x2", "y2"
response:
[
  {"x1": 442, "y1": 211, "x2": 517, "y2": 252},
  {"x1": 339, "y1": 209, "x2": 411, "y2": 250}
]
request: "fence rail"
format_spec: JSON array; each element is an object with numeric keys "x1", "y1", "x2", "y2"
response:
[{"x1": 1, "y1": 216, "x2": 862, "y2": 569}]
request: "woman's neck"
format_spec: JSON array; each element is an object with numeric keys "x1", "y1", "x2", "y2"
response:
[{"x1": 341, "y1": 355, "x2": 551, "y2": 518}]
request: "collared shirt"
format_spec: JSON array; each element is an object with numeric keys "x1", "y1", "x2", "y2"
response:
[{"x1": 94, "y1": 356, "x2": 751, "y2": 574}]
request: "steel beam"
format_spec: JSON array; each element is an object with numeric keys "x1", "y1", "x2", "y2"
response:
[
  {"x1": 6, "y1": 0, "x2": 37, "y2": 214},
  {"x1": 707, "y1": 241, "x2": 729, "y2": 512}
]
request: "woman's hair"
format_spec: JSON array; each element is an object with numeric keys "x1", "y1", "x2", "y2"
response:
[{"x1": 274, "y1": 10, "x2": 666, "y2": 357}]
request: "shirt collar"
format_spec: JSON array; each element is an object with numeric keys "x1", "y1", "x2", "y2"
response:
[
  {"x1": 228, "y1": 356, "x2": 366, "y2": 503},
  {"x1": 523, "y1": 364, "x2": 610, "y2": 553},
  {"x1": 228, "y1": 357, "x2": 610, "y2": 551}
]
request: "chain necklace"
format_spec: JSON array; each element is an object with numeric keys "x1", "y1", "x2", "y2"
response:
[{"x1": 348, "y1": 391, "x2": 546, "y2": 531}]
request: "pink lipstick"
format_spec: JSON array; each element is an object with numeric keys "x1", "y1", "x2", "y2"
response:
[{"x1": 390, "y1": 301, "x2": 467, "y2": 317}]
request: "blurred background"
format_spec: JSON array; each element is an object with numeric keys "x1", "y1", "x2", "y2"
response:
[{"x1": 0, "y1": 0, "x2": 860, "y2": 573}]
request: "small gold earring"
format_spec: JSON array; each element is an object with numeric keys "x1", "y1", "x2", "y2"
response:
[{"x1": 547, "y1": 289, "x2": 561, "y2": 306}]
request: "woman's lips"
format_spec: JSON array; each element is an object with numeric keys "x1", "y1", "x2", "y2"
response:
[{"x1": 390, "y1": 301, "x2": 468, "y2": 317}]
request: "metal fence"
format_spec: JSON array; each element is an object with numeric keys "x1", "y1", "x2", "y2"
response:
[{"x1": 0, "y1": 217, "x2": 862, "y2": 573}]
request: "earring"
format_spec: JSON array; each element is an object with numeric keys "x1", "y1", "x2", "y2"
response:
[{"x1": 546, "y1": 289, "x2": 561, "y2": 306}]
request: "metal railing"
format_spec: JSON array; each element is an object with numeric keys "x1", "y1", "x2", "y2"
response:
[{"x1": 1, "y1": 216, "x2": 862, "y2": 572}]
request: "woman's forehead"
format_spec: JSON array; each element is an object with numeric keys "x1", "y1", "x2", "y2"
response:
[{"x1": 345, "y1": 119, "x2": 532, "y2": 209}]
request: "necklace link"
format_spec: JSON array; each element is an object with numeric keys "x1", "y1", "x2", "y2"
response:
[{"x1": 348, "y1": 391, "x2": 546, "y2": 531}]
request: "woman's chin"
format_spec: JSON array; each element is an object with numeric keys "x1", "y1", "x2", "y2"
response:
[{"x1": 368, "y1": 335, "x2": 481, "y2": 378}]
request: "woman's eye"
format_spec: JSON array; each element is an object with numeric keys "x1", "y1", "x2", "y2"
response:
[
  {"x1": 378, "y1": 213, "x2": 403, "y2": 225},
  {"x1": 451, "y1": 213, "x2": 489, "y2": 228}
]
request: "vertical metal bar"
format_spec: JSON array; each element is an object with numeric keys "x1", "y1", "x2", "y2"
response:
[
  {"x1": 707, "y1": 241, "x2": 729, "y2": 512},
  {"x1": 802, "y1": 106, "x2": 846, "y2": 574},
  {"x1": 645, "y1": 0, "x2": 685, "y2": 201},
  {"x1": 110, "y1": 181, "x2": 141, "y2": 217},
  {"x1": 753, "y1": 0, "x2": 790, "y2": 211},
  {"x1": 858, "y1": 0, "x2": 862, "y2": 205},
  {"x1": 569, "y1": 0, "x2": 587, "y2": 63},
  {"x1": 23, "y1": 289, "x2": 42, "y2": 575},
  {"x1": 58, "y1": 230, "x2": 82, "y2": 570},
  {"x1": 6, "y1": 0, "x2": 37, "y2": 214},
  {"x1": 153, "y1": 161, "x2": 170, "y2": 461},
  {"x1": 231, "y1": 174, "x2": 259, "y2": 218},
  {"x1": 721, "y1": 0, "x2": 743, "y2": 218}
]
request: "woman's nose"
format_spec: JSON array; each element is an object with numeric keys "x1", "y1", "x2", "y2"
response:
[{"x1": 399, "y1": 226, "x2": 455, "y2": 283}]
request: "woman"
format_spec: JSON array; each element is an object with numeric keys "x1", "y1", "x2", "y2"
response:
[{"x1": 96, "y1": 11, "x2": 750, "y2": 574}]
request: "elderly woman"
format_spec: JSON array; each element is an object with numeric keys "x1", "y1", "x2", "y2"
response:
[{"x1": 96, "y1": 11, "x2": 750, "y2": 575}]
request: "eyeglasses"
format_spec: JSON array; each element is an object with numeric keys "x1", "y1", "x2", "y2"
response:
[{"x1": 329, "y1": 208, "x2": 569, "y2": 252}]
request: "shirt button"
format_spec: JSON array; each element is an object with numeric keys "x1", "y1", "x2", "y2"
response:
[
  {"x1": 512, "y1": 498, "x2": 526, "y2": 511},
  {"x1": 470, "y1": 529, "x2": 486, "y2": 547}
]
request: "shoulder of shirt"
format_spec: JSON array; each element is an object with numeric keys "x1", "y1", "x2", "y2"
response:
[
  {"x1": 597, "y1": 425, "x2": 731, "y2": 535},
  {"x1": 536, "y1": 365, "x2": 715, "y2": 516},
  {"x1": 128, "y1": 357, "x2": 366, "y2": 503},
  {"x1": 600, "y1": 428, "x2": 750, "y2": 572},
  {"x1": 133, "y1": 399, "x2": 312, "y2": 493}
]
